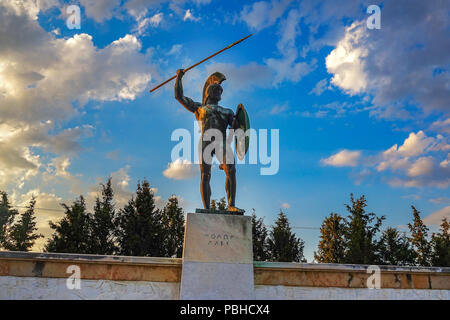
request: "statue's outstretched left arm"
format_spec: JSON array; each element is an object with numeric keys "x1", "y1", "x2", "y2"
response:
[{"x1": 174, "y1": 69, "x2": 201, "y2": 113}]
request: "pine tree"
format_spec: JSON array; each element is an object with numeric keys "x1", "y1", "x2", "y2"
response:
[
  {"x1": 267, "y1": 210, "x2": 305, "y2": 262},
  {"x1": 251, "y1": 209, "x2": 269, "y2": 261},
  {"x1": 408, "y1": 206, "x2": 431, "y2": 266},
  {"x1": 378, "y1": 227, "x2": 415, "y2": 266},
  {"x1": 160, "y1": 195, "x2": 185, "y2": 258},
  {"x1": 343, "y1": 194, "x2": 384, "y2": 264},
  {"x1": 430, "y1": 218, "x2": 450, "y2": 267},
  {"x1": 0, "y1": 191, "x2": 18, "y2": 249},
  {"x1": 210, "y1": 198, "x2": 227, "y2": 211},
  {"x1": 115, "y1": 180, "x2": 163, "y2": 256},
  {"x1": 217, "y1": 197, "x2": 227, "y2": 210},
  {"x1": 90, "y1": 178, "x2": 117, "y2": 255},
  {"x1": 4, "y1": 197, "x2": 43, "y2": 251},
  {"x1": 314, "y1": 213, "x2": 346, "y2": 263},
  {"x1": 114, "y1": 197, "x2": 140, "y2": 255},
  {"x1": 45, "y1": 196, "x2": 92, "y2": 254}
]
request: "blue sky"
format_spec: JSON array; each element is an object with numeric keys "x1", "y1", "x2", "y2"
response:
[{"x1": 0, "y1": 0, "x2": 449, "y2": 261}]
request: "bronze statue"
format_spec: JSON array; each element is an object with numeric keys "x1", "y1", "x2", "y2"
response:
[
  {"x1": 175, "y1": 69, "x2": 248, "y2": 213},
  {"x1": 149, "y1": 34, "x2": 253, "y2": 213}
]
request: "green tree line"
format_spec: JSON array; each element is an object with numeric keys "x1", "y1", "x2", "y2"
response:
[
  {"x1": 313, "y1": 194, "x2": 449, "y2": 267},
  {"x1": 0, "y1": 179, "x2": 185, "y2": 258},
  {"x1": 0, "y1": 184, "x2": 448, "y2": 267}
]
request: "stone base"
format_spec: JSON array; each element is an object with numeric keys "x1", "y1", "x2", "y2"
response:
[
  {"x1": 179, "y1": 212, "x2": 254, "y2": 300},
  {"x1": 181, "y1": 262, "x2": 254, "y2": 300}
]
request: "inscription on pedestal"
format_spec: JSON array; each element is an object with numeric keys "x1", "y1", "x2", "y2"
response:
[
  {"x1": 183, "y1": 213, "x2": 252, "y2": 264},
  {"x1": 205, "y1": 233, "x2": 234, "y2": 246}
]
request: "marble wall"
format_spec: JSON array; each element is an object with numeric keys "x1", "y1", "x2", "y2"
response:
[
  {"x1": 1, "y1": 276, "x2": 448, "y2": 300},
  {"x1": 0, "y1": 276, "x2": 179, "y2": 300}
]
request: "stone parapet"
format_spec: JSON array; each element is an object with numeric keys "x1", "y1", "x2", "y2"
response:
[{"x1": 1, "y1": 251, "x2": 449, "y2": 299}]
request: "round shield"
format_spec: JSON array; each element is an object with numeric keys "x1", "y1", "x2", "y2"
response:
[{"x1": 234, "y1": 103, "x2": 250, "y2": 160}]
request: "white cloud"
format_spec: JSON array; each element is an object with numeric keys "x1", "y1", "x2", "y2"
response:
[
  {"x1": 398, "y1": 131, "x2": 435, "y2": 157},
  {"x1": 109, "y1": 166, "x2": 134, "y2": 206},
  {"x1": 321, "y1": 150, "x2": 361, "y2": 167},
  {"x1": 423, "y1": 206, "x2": 450, "y2": 227},
  {"x1": 0, "y1": 1, "x2": 152, "y2": 193},
  {"x1": 240, "y1": 0, "x2": 293, "y2": 31},
  {"x1": 80, "y1": 0, "x2": 121, "y2": 23},
  {"x1": 240, "y1": 4, "x2": 316, "y2": 86},
  {"x1": 281, "y1": 202, "x2": 290, "y2": 209},
  {"x1": 135, "y1": 12, "x2": 163, "y2": 34},
  {"x1": 377, "y1": 131, "x2": 438, "y2": 173},
  {"x1": 124, "y1": 0, "x2": 165, "y2": 19},
  {"x1": 376, "y1": 149, "x2": 410, "y2": 172},
  {"x1": 429, "y1": 197, "x2": 450, "y2": 204},
  {"x1": 106, "y1": 150, "x2": 119, "y2": 160},
  {"x1": 297, "y1": 101, "x2": 359, "y2": 119},
  {"x1": 430, "y1": 119, "x2": 450, "y2": 134},
  {"x1": 87, "y1": 166, "x2": 133, "y2": 208},
  {"x1": 440, "y1": 154, "x2": 450, "y2": 168},
  {"x1": 270, "y1": 104, "x2": 289, "y2": 115},
  {"x1": 205, "y1": 62, "x2": 273, "y2": 92},
  {"x1": 265, "y1": 9, "x2": 316, "y2": 84},
  {"x1": 50, "y1": 157, "x2": 72, "y2": 179},
  {"x1": 326, "y1": 130, "x2": 450, "y2": 188},
  {"x1": 326, "y1": 21, "x2": 368, "y2": 95},
  {"x1": 309, "y1": 78, "x2": 329, "y2": 96},
  {"x1": 1, "y1": 0, "x2": 57, "y2": 20},
  {"x1": 163, "y1": 159, "x2": 198, "y2": 180},
  {"x1": 407, "y1": 156, "x2": 434, "y2": 177},
  {"x1": 323, "y1": 1, "x2": 450, "y2": 116},
  {"x1": 183, "y1": 9, "x2": 199, "y2": 22},
  {"x1": 167, "y1": 44, "x2": 182, "y2": 56}
]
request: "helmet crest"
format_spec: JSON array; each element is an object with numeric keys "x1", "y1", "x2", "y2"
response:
[{"x1": 202, "y1": 72, "x2": 226, "y2": 105}]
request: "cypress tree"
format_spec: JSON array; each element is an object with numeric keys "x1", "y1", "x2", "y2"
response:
[
  {"x1": 90, "y1": 178, "x2": 117, "y2": 255},
  {"x1": 217, "y1": 197, "x2": 227, "y2": 210},
  {"x1": 408, "y1": 206, "x2": 431, "y2": 266},
  {"x1": 343, "y1": 194, "x2": 384, "y2": 264},
  {"x1": 430, "y1": 218, "x2": 449, "y2": 267},
  {"x1": 251, "y1": 209, "x2": 269, "y2": 261},
  {"x1": 45, "y1": 196, "x2": 92, "y2": 254},
  {"x1": 0, "y1": 191, "x2": 18, "y2": 249},
  {"x1": 314, "y1": 213, "x2": 346, "y2": 263},
  {"x1": 161, "y1": 196, "x2": 185, "y2": 258},
  {"x1": 378, "y1": 227, "x2": 415, "y2": 266},
  {"x1": 267, "y1": 210, "x2": 305, "y2": 262},
  {"x1": 4, "y1": 197, "x2": 43, "y2": 251},
  {"x1": 115, "y1": 180, "x2": 162, "y2": 256},
  {"x1": 210, "y1": 199, "x2": 217, "y2": 210}
]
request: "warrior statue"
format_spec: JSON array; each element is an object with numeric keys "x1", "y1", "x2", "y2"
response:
[{"x1": 174, "y1": 69, "x2": 249, "y2": 213}]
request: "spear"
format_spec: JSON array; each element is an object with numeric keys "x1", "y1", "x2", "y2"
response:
[{"x1": 149, "y1": 34, "x2": 253, "y2": 93}]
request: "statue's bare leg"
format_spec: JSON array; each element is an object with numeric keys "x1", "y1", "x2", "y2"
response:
[
  {"x1": 200, "y1": 162, "x2": 211, "y2": 209},
  {"x1": 223, "y1": 163, "x2": 236, "y2": 208}
]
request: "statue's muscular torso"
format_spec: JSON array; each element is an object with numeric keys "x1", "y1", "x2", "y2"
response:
[{"x1": 195, "y1": 104, "x2": 234, "y2": 137}]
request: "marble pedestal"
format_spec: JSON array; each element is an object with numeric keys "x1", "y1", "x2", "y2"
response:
[{"x1": 179, "y1": 212, "x2": 255, "y2": 300}]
